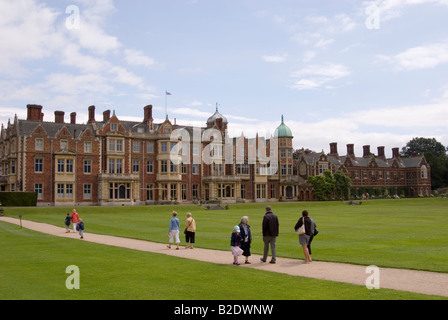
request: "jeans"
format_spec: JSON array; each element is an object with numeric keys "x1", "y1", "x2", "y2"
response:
[{"x1": 262, "y1": 236, "x2": 277, "y2": 262}]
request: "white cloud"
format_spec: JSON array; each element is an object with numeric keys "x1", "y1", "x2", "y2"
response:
[
  {"x1": 363, "y1": 0, "x2": 448, "y2": 21},
  {"x1": 0, "y1": 0, "x2": 60, "y2": 76},
  {"x1": 392, "y1": 42, "x2": 448, "y2": 70},
  {"x1": 262, "y1": 55, "x2": 287, "y2": 63},
  {"x1": 290, "y1": 63, "x2": 351, "y2": 90},
  {"x1": 124, "y1": 49, "x2": 155, "y2": 68}
]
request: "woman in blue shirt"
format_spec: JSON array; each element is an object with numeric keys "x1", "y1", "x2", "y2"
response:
[{"x1": 168, "y1": 211, "x2": 180, "y2": 250}]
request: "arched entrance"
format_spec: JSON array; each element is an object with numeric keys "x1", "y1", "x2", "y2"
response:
[{"x1": 286, "y1": 186, "x2": 293, "y2": 199}]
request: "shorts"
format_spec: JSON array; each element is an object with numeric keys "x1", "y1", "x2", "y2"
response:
[
  {"x1": 185, "y1": 231, "x2": 195, "y2": 243},
  {"x1": 299, "y1": 234, "x2": 310, "y2": 246}
]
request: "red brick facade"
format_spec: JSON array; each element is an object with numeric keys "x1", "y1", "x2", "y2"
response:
[{"x1": 0, "y1": 104, "x2": 432, "y2": 206}]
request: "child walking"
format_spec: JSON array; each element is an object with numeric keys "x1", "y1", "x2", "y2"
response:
[
  {"x1": 65, "y1": 213, "x2": 71, "y2": 233},
  {"x1": 77, "y1": 218, "x2": 85, "y2": 239},
  {"x1": 230, "y1": 226, "x2": 244, "y2": 265}
]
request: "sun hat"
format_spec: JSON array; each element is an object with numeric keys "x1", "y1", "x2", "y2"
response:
[{"x1": 234, "y1": 225, "x2": 240, "y2": 232}]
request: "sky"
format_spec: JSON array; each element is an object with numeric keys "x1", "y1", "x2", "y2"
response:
[{"x1": 1, "y1": 0, "x2": 448, "y2": 158}]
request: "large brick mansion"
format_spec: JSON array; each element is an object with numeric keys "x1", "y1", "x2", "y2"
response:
[{"x1": 0, "y1": 104, "x2": 431, "y2": 206}]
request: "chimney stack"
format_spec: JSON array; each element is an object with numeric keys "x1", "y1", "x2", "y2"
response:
[
  {"x1": 363, "y1": 145, "x2": 371, "y2": 157},
  {"x1": 377, "y1": 146, "x2": 385, "y2": 159},
  {"x1": 70, "y1": 112, "x2": 77, "y2": 124},
  {"x1": 144, "y1": 105, "x2": 153, "y2": 123},
  {"x1": 392, "y1": 147, "x2": 399, "y2": 158},
  {"x1": 54, "y1": 111, "x2": 65, "y2": 123},
  {"x1": 103, "y1": 110, "x2": 111, "y2": 122},
  {"x1": 329, "y1": 142, "x2": 338, "y2": 156},
  {"x1": 347, "y1": 144, "x2": 355, "y2": 157},
  {"x1": 88, "y1": 105, "x2": 95, "y2": 123},
  {"x1": 27, "y1": 104, "x2": 43, "y2": 121}
]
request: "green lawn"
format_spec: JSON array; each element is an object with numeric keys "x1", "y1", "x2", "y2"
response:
[
  {"x1": 4, "y1": 198, "x2": 448, "y2": 272},
  {"x1": 0, "y1": 222, "x2": 444, "y2": 300}
]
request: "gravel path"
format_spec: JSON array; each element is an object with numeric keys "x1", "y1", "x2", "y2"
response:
[{"x1": 1, "y1": 216, "x2": 447, "y2": 298}]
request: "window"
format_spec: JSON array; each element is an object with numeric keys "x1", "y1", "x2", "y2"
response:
[
  {"x1": 318, "y1": 163, "x2": 328, "y2": 175},
  {"x1": 161, "y1": 142, "x2": 168, "y2": 153},
  {"x1": 116, "y1": 159, "x2": 122, "y2": 173},
  {"x1": 35, "y1": 159, "x2": 43, "y2": 173},
  {"x1": 11, "y1": 161, "x2": 15, "y2": 174},
  {"x1": 192, "y1": 164, "x2": 199, "y2": 174},
  {"x1": 84, "y1": 142, "x2": 92, "y2": 153},
  {"x1": 109, "y1": 183, "x2": 130, "y2": 200},
  {"x1": 170, "y1": 161, "x2": 177, "y2": 173},
  {"x1": 237, "y1": 164, "x2": 249, "y2": 175},
  {"x1": 161, "y1": 160, "x2": 168, "y2": 173},
  {"x1": 256, "y1": 184, "x2": 266, "y2": 199},
  {"x1": 66, "y1": 184, "x2": 73, "y2": 199},
  {"x1": 111, "y1": 123, "x2": 117, "y2": 131},
  {"x1": 161, "y1": 184, "x2": 168, "y2": 200},
  {"x1": 421, "y1": 165, "x2": 428, "y2": 179},
  {"x1": 66, "y1": 160, "x2": 73, "y2": 173},
  {"x1": 109, "y1": 139, "x2": 123, "y2": 152},
  {"x1": 133, "y1": 141, "x2": 140, "y2": 152},
  {"x1": 57, "y1": 184, "x2": 64, "y2": 199},
  {"x1": 192, "y1": 184, "x2": 199, "y2": 199},
  {"x1": 281, "y1": 150, "x2": 286, "y2": 158},
  {"x1": 270, "y1": 184, "x2": 276, "y2": 198},
  {"x1": 170, "y1": 184, "x2": 177, "y2": 199},
  {"x1": 182, "y1": 163, "x2": 187, "y2": 174},
  {"x1": 83, "y1": 184, "x2": 92, "y2": 199},
  {"x1": 109, "y1": 139, "x2": 115, "y2": 152},
  {"x1": 116, "y1": 140, "x2": 123, "y2": 152},
  {"x1": 109, "y1": 158, "x2": 115, "y2": 173},
  {"x1": 146, "y1": 184, "x2": 154, "y2": 200},
  {"x1": 146, "y1": 160, "x2": 153, "y2": 173},
  {"x1": 133, "y1": 159, "x2": 140, "y2": 172},
  {"x1": 57, "y1": 159, "x2": 65, "y2": 172},
  {"x1": 241, "y1": 184, "x2": 246, "y2": 199},
  {"x1": 84, "y1": 160, "x2": 92, "y2": 174},
  {"x1": 35, "y1": 184, "x2": 43, "y2": 200},
  {"x1": 182, "y1": 184, "x2": 188, "y2": 200},
  {"x1": 35, "y1": 139, "x2": 44, "y2": 151},
  {"x1": 146, "y1": 142, "x2": 154, "y2": 153},
  {"x1": 281, "y1": 165, "x2": 286, "y2": 175}
]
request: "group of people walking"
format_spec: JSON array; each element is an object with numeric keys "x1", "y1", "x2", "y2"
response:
[
  {"x1": 63, "y1": 205, "x2": 317, "y2": 263},
  {"x1": 167, "y1": 211, "x2": 196, "y2": 250},
  {"x1": 64, "y1": 209, "x2": 85, "y2": 239},
  {"x1": 231, "y1": 206, "x2": 318, "y2": 265},
  {"x1": 167, "y1": 205, "x2": 318, "y2": 266}
]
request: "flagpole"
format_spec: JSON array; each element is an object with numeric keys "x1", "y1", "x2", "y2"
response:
[{"x1": 165, "y1": 90, "x2": 167, "y2": 118}]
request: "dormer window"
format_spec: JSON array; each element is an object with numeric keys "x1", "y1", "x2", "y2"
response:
[{"x1": 111, "y1": 123, "x2": 117, "y2": 131}]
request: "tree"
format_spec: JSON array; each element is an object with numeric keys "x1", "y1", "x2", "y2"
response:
[
  {"x1": 401, "y1": 137, "x2": 446, "y2": 157},
  {"x1": 401, "y1": 137, "x2": 448, "y2": 189},
  {"x1": 334, "y1": 170, "x2": 352, "y2": 200},
  {"x1": 307, "y1": 170, "x2": 351, "y2": 201}
]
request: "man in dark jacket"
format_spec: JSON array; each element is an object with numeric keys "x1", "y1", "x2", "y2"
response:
[{"x1": 261, "y1": 206, "x2": 279, "y2": 264}]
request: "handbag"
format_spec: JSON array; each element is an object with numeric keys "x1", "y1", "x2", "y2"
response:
[
  {"x1": 184, "y1": 219, "x2": 193, "y2": 234},
  {"x1": 296, "y1": 217, "x2": 306, "y2": 235}
]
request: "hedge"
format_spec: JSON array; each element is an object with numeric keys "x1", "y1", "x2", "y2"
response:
[{"x1": 0, "y1": 192, "x2": 38, "y2": 207}]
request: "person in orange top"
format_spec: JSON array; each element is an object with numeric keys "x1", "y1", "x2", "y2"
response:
[{"x1": 71, "y1": 209, "x2": 79, "y2": 233}]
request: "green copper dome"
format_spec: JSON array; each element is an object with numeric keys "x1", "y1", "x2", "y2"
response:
[{"x1": 275, "y1": 115, "x2": 293, "y2": 137}]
